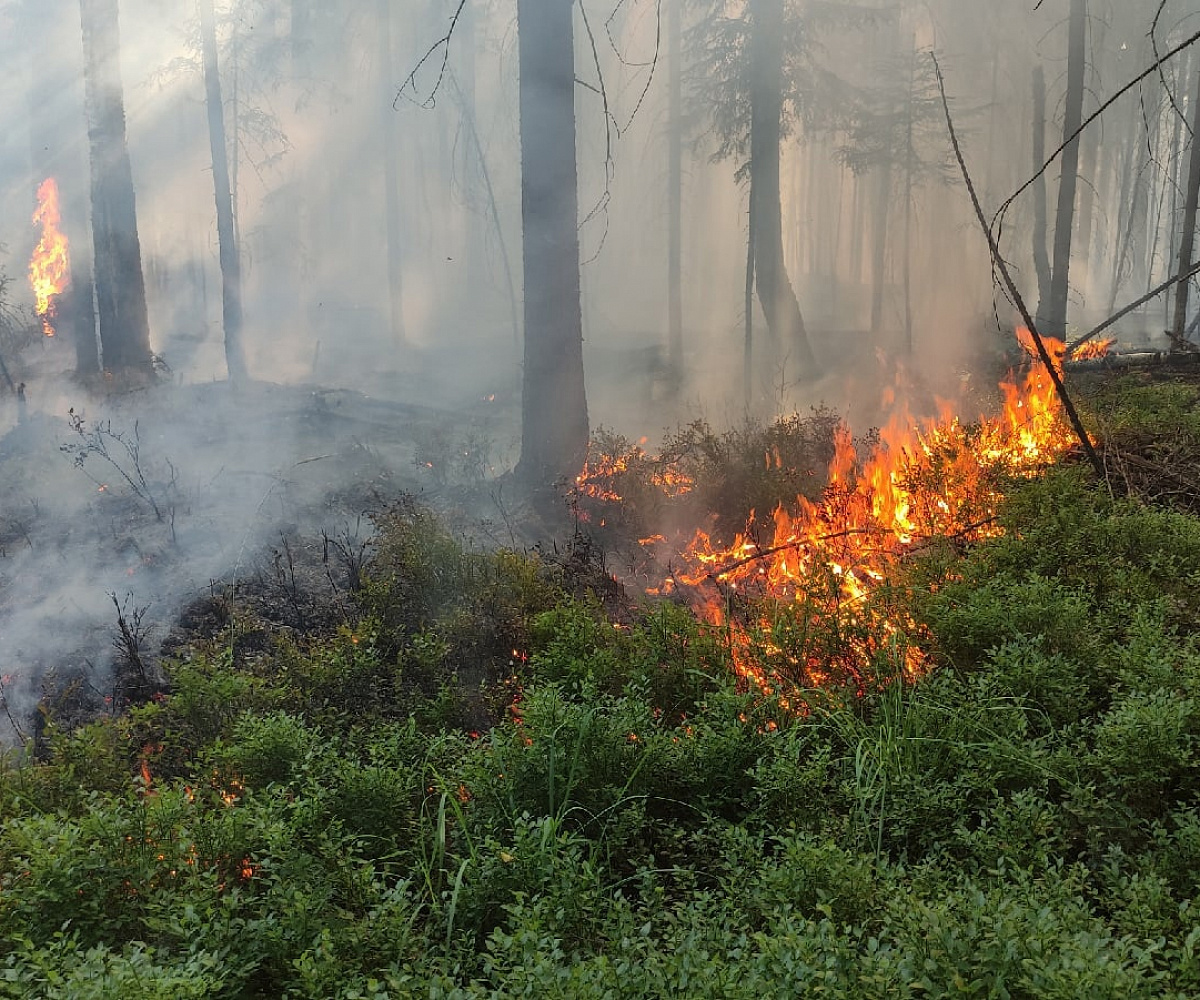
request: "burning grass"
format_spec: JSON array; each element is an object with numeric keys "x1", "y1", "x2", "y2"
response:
[
  {"x1": 577, "y1": 329, "x2": 1078, "y2": 706},
  {"x1": 6, "y1": 366, "x2": 1200, "y2": 993}
]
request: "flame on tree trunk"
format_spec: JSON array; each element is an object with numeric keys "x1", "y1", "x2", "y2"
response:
[
  {"x1": 199, "y1": 0, "x2": 247, "y2": 382},
  {"x1": 514, "y1": 0, "x2": 589, "y2": 485},
  {"x1": 749, "y1": 0, "x2": 816, "y2": 386},
  {"x1": 79, "y1": 0, "x2": 152, "y2": 372}
]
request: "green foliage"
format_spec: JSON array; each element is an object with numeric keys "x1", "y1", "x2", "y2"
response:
[{"x1": 10, "y1": 393, "x2": 1200, "y2": 993}]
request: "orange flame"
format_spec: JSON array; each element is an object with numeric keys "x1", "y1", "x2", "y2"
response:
[
  {"x1": 665, "y1": 329, "x2": 1076, "y2": 705},
  {"x1": 1070, "y1": 337, "x2": 1115, "y2": 361},
  {"x1": 29, "y1": 178, "x2": 71, "y2": 337}
]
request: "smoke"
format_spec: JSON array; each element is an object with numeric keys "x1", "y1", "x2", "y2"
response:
[{"x1": 0, "y1": 0, "x2": 1195, "y2": 735}]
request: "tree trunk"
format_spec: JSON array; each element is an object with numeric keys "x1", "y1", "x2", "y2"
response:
[
  {"x1": 902, "y1": 40, "x2": 916, "y2": 354},
  {"x1": 1107, "y1": 95, "x2": 1141, "y2": 313},
  {"x1": 377, "y1": 0, "x2": 406, "y2": 347},
  {"x1": 1073, "y1": 16, "x2": 1105, "y2": 301},
  {"x1": 290, "y1": 0, "x2": 309, "y2": 79},
  {"x1": 514, "y1": 0, "x2": 588, "y2": 485},
  {"x1": 666, "y1": 0, "x2": 683, "y2": 376},
  {"x1": 744, "y1": 197, "x2": 755, "y2": 407},
  {"x1": 1031, "y1": 66, "x2": 1052, "y2": 315},
  {"x1": 1171, "y1": 57, "x2": 1200, "y2": 343},
  {"x1": 749, "y1": 0, "x2": 815, "y2": 376},
  {"x1": 199, "y1": 0, "x2": 247, "y2": 382},
  {"x1": 458, "y1": 0, "x2": 485, "y2": 295},
  {"x1": 78, "y1": 0, "x2": 152, "y2": 372},
  {"x1": 1040, "y1": 0, "x2": 1086, "y2": 337},
  {"x1": 869, "y1": 159, "x2": 891, "y2": 335}
]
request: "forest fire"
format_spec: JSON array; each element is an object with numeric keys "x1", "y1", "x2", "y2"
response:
[
  {"x1": 29, "y1": 177, "x2": 71, "y2": 336},
  {"x1": 638, "y1": 329, "x2": 1078, "y2": 706},
  {"x1": 1069, "y1": 337, "x2": 1115, "y2": 361}
]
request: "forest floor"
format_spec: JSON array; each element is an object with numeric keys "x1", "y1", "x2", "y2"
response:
[{"x1": 5, "y1": 340, "x2": 1200, "y2": 995}]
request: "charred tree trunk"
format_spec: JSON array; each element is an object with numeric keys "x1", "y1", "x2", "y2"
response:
[
  {"x1": 666, "y1": 0, "x2": 683, "y2": 377},
  {"x1": 1040, "y1": 0, "x2": 1086, "y2": 337},
  {"x1": 79, "y1": 0, "x2": 152, "y2": 373},
  {"x1": 749, "y1": 0, "x2": 816, "y2": 376},
  {"x1": 1171, "y1": 57, "x2": 1200, "y2": 344},
  {"x1": 377, "y1": 0, "x2": 406, "y2": 347},
  {"x1": 1031, "y1": 66, "x2": 1053, "y2": 315},
  {"x1": 199, "y1": 0, "x2": 247, "y2": 382},
  {"x1": 514, "y1": 0, "x2": 588, "y2": 485}
]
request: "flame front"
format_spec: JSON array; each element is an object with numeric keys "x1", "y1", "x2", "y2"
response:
[
  {"x1": 666, "y1": 330, "x2": 1076, "y2": 705},
  {"x1": 29, "y1": 178, "x2": 71, "y2": 337}
]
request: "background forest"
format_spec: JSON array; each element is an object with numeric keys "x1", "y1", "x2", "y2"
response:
[{"x1": 1, "y1": 0, "x2": 1200, "y2": 995}]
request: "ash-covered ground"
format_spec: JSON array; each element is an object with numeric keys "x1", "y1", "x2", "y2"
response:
[{"x1": 0, "y1": 335, "x2": 536, "y2": 742}]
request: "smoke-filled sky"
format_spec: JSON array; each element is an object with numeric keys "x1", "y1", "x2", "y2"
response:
[{"x1": 0, "y1": 0, "x2": 1197, "y2": 731}]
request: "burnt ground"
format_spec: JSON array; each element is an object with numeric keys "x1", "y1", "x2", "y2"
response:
[{"x1": 0, "y1": 367, "x2": 545, "y2": 742}]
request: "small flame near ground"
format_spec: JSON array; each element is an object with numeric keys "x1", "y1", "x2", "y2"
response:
[
  {"x1": 1069, "y1": 337, "x2": 1115, "y2": 361},
  {"x1": 29, "y1": 177, "x2": 71, "y2": 337}
]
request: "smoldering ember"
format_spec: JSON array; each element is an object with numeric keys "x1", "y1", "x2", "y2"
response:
[{"x1": 2, "y1": 0, "x2": 1200, "y2": 995}]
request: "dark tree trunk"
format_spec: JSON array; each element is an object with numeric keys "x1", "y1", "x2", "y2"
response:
[
  {"x1": 514, "y1": 0, "x2": 588, "y2": 485},
  {"x1": 667, "y1": 0, "x2": 683, "y2": 376},
  {"x1": 1172, "y1": 57, "x2": 1200, "y2": 343},
  {"x1": 1040, "y1": 0, "x2": 1086, "y2": 336},
  {"x1": 199, "y1": 0, "x2": 247, "y2": 382},
  {"x1": 79, "y1": 0, "x2": 152, "y2": 372},
  {"x1": 1031, "y1": 66, "x2": 1052, "y2": 314},
  {"x1": 377, "y1": 0, "x2": 406, "y2": 347},
  {"x1": 749, "y1": 0, "x2": 816, "y2": 376}
]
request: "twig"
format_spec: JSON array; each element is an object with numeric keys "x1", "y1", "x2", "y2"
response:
[
  {"x1": 933, "y1": 55, "x2": 1105, "y2": 480},
  {"x1": 394, "y1": 0, "x2": 469, "y2": 110},
  {"x1": 1067, "y1": 260, "x2": 1200, "y2": 355}
]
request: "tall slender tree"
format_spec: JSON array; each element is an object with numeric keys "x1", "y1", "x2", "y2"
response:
[
  {"x1": 377, "y1": 0, "x2": 406, "y2": 347},
  {"x1": 1031, "y1": 65, "x2": 1053, "y2": 312},
  {"x1": 1171, "y1": 53, "x2": 1200, "y2": 344},
  {"x1": 1038, "y1": 0, "x2": 1087, "y2": 337},
  {"x1": 747, "y1": 0, "x2": 815, "y2": 375},
  {"x1": 513, "y1": 0, "x2": 589, "y2": 484},
  {"x1": 199, "y1": 0, "x2": 247, "y2": 382},
  {"x1": 666, "y1": 0, "x2": 684, "y2": 377},
  {"x1": 78, "y1": 0, "x2": 152, "y2": 372}
]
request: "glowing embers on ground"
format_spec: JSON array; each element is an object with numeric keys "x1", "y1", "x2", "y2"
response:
[
  {"x1": 659, "y1": 330, "x2": 1077, "y2": 706},
  {"x1": 29, "y1": 177, "x2": 71, "y2": 337}
]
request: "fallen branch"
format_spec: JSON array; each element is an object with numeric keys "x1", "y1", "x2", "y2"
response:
[{"x1": 933, "y1": 55, "x2": 1105, "y2": 480}]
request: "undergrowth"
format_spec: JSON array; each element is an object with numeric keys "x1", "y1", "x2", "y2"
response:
[{"x1": 3, "y1": 384, "x2": 1200, "y2": 996}]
